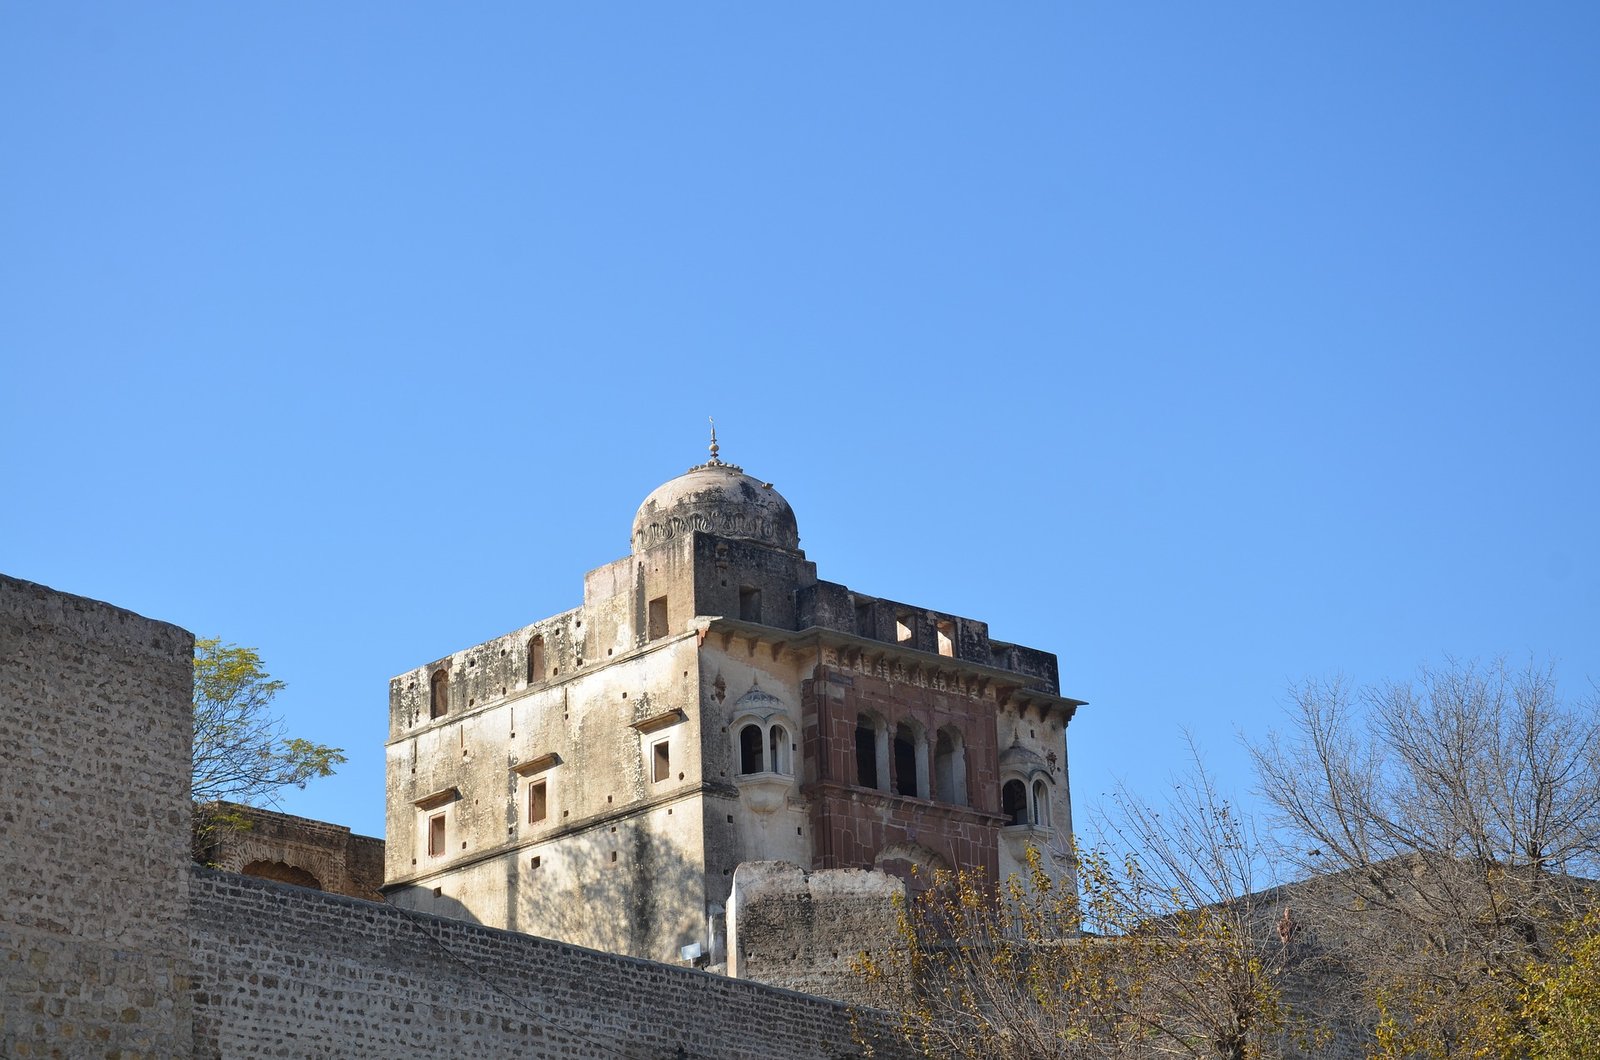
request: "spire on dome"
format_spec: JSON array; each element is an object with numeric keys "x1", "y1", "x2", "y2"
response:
[
  {"x1": 708, "y1": 416, "x2": 723, "y2": 466},
  {"x1": 689, "y1": 418, "x2": 742, "y2": 473}
]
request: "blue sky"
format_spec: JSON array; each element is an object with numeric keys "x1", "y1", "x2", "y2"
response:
[{"x1": 4, "y1": 4, "x2": 1596, "y2": 845}]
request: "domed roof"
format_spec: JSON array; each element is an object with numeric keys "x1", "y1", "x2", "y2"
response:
[{"x1": 631, "y1": 431, "x2": 800, "y2": 553}]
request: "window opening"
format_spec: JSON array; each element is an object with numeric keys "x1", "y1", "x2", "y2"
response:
[
  {"x1": 739, "y1": 586, "x2": 762, "y2": 623},
  {"x1": 936, "y1": 620, "x2": 955, "y2": 658},
  {"x1": 647, "y1": 596, "x2": 669, "y2": 641},
  {"x1": 769, "y1": 723, "x2": 789, "y2": 775},
  {"x1": 527, "y1": 635, "x2": 545, "y2": 684},
  {"x1": 652, "y1": 739, "x2": 670, "y2": 783},
  {"x1": 855, "y1": 715, "x2": 879, "y2": 789},
  {"x1": 429, "y1": 670, "x2": 449, "y2": 720},
  {"x1": 855, "y1": 602, "x2": 875, "y2": 638},
  {"x1": 1033, "y1": 779, "x2": 1050, "y2": 827},
  {"x1": 427, "y1": 813, "x2": 446, "y2": 856},
  {"x1": 738, "y1": 724, "x2": 764, "y2": 774},
  {"x1": 895, "y1": 613, "x2": 913, "y2": 644},
  {"x1": 529, "y1": 780, "x2": 547, "y2": 824},
  {"x1": 934, "y1": 727, "x2": 967, "y2": 805},
  {"x1": 894, "y1": 722, "x2": 921, "y2": 798},
  {"x1": 1002, "y1": 780, "x2": 1028, "y2": 826}
]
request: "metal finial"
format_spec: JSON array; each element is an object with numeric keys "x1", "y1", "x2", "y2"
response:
[{"x1": 689, "y1": 417, "x2": 741, "y2": 472}]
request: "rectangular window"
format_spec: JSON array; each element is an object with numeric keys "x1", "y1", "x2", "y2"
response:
[
  {"x1": 528, "y1": 780, "x2": 547, "y2": 824},
  {"x1": 653, "y1": 739, "x2": 671, "y2": 783},
  {"x1": 739, "y1": 586, "x2": 762, "y2": 622},
  {"x1": 648, "y1": 596, "x2": 669, "y2": 640},
  {"x1": 936, "y1": 620, "x2": 955, "y2": 657},
  {"x1": 896, "y1": 613, "x2": 914, "y2": 644},
  {"x1": 855, "y1": 602, "x2": 875, "y2": 638},
  {"x1": 427, "y1": 813, "x2": 446, "y2": 857}
]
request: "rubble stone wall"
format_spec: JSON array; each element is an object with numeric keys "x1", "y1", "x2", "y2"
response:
[
  {"x1": 0, "y1": 575, "x2": 195, "y2": 1058},
  {"x1": 190, "y1": 867, "x2": 912, "y2": 1059}
]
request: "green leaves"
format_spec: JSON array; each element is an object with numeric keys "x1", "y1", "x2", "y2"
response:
[{"x1": 191, "y1": 637, "x2": 345, "y2": 805}]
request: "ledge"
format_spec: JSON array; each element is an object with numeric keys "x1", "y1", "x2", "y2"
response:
[
  {"x1": 413, "y1": 787, "x2": 460, "y2": 811},
  {"x1": 631, "y1": 708, "x2": 687, "y2": 734},
  {"x1": 511, "y1": 752, "x2": 561, "y2": 777}
]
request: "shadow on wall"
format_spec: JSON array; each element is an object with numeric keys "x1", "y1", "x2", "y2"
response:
[
  {"x1": 511, "y1": 824, "x2": 708, "y2": 963},
  {"x1": 242, "y1": 861, "x2": 321, "y2": 889}
]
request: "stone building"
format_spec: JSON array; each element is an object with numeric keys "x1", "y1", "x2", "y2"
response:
[
  {"x1": 0, "y1": 572, "x2": 917, "y2": 1058},
  {"x1": 383, "y1": 438, "x2": 1084, "y2": 965}
]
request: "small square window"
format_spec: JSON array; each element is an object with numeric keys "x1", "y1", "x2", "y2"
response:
[
  {"x1": 855, "y1": 602, "x2": 875, "y2": 637},
  {"x1": 530, "y1": 855, "x2": 542, "y2": 870},
  {"x1": 427, "y1": 813, "x2": 446, "y2": 857},
  {"x1": 653, "y1": 740, "x2": 670, "y2": 783},
  {"x1": 739, "y1": 586, "x2": 762, "y2": 622}
]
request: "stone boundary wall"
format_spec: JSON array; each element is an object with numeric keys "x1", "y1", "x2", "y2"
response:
[
  {"x1": 0, "y1": 575, "x2": 195, "y2": 1058},
  {"x1": 728, "y1": 861, "x2": 906, "y2": 1008},
  {"x1": 190, "y1": 867, "x2": 917, "y2": 1059}
]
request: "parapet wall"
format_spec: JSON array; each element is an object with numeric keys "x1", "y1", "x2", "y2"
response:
[
  {"x1": 190, "y1": 867, "x2": 913, "y2": 1059},
  {"x1": 0, "y1": 575, "x2": 195, "y2": 1057}
]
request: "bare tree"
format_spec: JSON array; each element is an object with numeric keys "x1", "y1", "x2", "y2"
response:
[
  {"x1": 859, "y1": 749, "x2": 1301, "y2": 1060},
  {"x1": 1250, "y1": 659, "x2": 1600, "y2": 1056}
]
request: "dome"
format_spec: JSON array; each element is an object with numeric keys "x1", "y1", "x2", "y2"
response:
[{"x1": 631, "y1": 440, "x2": 800, "y2": 554}]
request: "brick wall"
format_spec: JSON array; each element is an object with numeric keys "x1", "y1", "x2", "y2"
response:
[
  {"x1": 190, "y1": 867, "x2": 914, "y2": 1059},
  {"x1": 0, "y1": 575, "x2": 195, "y2": 1058}
]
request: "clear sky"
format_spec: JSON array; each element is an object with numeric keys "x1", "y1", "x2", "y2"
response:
[{"x1": 4, "y1": 4, "x2": 1596, "y2": 844}]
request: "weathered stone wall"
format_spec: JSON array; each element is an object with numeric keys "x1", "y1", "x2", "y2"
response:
[
  {"x1": 728, "y1": 861, "x2": 906, "y2": 1008},
  {"x1": 191, "y1": 867, "x2": 914, "y2": 1059},
  {"x1": 386, "y1": 633, "x2": 714, "y2": 964},
  {"x1": 0, "y1": 575, "x2": 194, "y2": 1058},
  {"x1": 196, "y1": 801, "x2": 386, "y2": 901}
]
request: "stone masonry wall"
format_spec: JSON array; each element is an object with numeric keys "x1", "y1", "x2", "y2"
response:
[
  {"x1": 0, "y1": 575, "x2": 195, "y2": 1058},
  {"x1": 190, "y1": 867, "x2": 916, "y2": 1060},
  {"x1": 727, "y1": 861, "x2": 907, "y2": 1009},
  {"x1": 196, "y1": 801, "x2": 386, "y2": 901}
]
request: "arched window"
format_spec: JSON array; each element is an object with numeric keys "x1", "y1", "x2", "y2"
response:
[
  {"x1": 738, "y1": 724, "x2": 764, "y2": 775},
  {"x1": 429, "y1": 669, "x2": 449, "y2": 720},
  {"x1": 934, "y1": 727, "x2": 967, "y2": 805},
  {"x1": 856, "y1": 714, "x2": 883, "y2": 790},
  {"x1": 769, "y1": 724, "x2": 790, "y2": 775},
  {"x1": 893, "y1": 723, "x2": 917, "y2": 796},
  {"x1": 1033, "y1": 779, "x2": 1050, "y2": 827},
  {"x1": 1002, "y1": 780, "x2": 1028, "y2": 826},
  {"x1": 527, "y1": 635, "x2": 546, "y2": 685}
]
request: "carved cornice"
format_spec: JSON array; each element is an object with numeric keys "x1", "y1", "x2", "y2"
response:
[{"x1": 696, "y1": 618, "x2": 1086, "y2": 721}]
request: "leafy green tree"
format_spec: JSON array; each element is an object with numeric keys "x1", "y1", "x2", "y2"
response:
[{"x1": 191, "y1": 637, "x2": 345, "y2": 805}]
